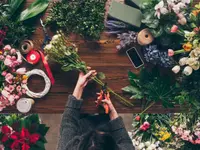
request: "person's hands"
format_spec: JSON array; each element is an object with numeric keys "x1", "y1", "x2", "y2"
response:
[
  {"x1": 73, "y1": 68, "x2": 97, "y2": 100},
  {"x1": 76, "y1": 69, "x2": 97, "y2": 88},
  {"x1": 101, "y1": 99, "x2": 118, "y2": 120}
]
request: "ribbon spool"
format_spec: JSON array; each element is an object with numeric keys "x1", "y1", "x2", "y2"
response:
[
  {"x1": 26, "y1": 50, "x2": 41, "y2": 65},
  {"x1": 22, "y1": 69, "x2": 51, "y2": 98},
  {"x1": 137, "y1": 28, "x2": 154, "y2": 46},
  {"x1": 21, "y1": 40, "x2": 34, "y2": 54},
  {"x1": 16, "y1": 98, "x2": 35, "y2": 113}
]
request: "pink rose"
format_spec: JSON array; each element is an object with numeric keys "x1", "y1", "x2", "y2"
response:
[
  {"x1": 8, "y1": 95, "x2": 15, "y2": 103},
  {"x1": 3, "y1": 45, "x2": 11, "y2": 51},
  {"x1": 16, "y1": 86, "x2": 21, "y2": 92},
  {"x1": 139, "y1": 122, "x2": 150, "y2": 131},
  {"x1": 5, "y1": 73, "x2": 13, "y2": 84},
  {"x1": 1, "y1": 71, "x2": 7, "y2": 76},
  {"x1": 16, "y1": 68, "x2": 26, "y2": 75},
  {"x1": 171, "y1": 25, "x2": 178, "y2": 33},
  {"x1": 11, "y1": 56, "x2": 16, "y2": 61},
  {"x1": 10, "y1": 48, "x2": 16, "y2": 54},
  {"x1": 4, "y1": 56, "x2": 12, "y2": 67},
  {"x1": 8, "y1": 85, "x2": 15, "y2": 93},
  {"x1": 1, "y1": 90, "x2": 10, "y2": 98},
  {"x1": 168, "y1": 49, "x2": 175, "y2": 56},
  {"x1": 17, "y1": 92, "x2": 22, "y2": 97},
  {"x1": 14, "y1": 95, "x2": 20, "y2": 100},
  {"x1": 0, "y1": 55, "x2": 4, "y2": 60}
]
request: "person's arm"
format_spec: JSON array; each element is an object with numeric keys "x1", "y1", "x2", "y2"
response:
[
  {"x1": 102, "y1": 99, "x2": 135, "y2": 150},
  {"x1": 58, "y1": 70, "x2": 96, "y2": 150}
]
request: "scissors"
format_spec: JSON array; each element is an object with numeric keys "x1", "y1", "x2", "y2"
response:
[
  {"x1": 40, "y1": 19, "x2": 51, "y2": 49},
  {"x1": 96, "y1": 83, "x2": 110, "y2": 114}
]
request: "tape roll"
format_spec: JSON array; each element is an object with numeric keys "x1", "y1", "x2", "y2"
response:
[
  {"x1": 137, "y1": 28, "x2": 154, "y2": 46},
  {"x1": 17, "y1": 98, "x2": 35, "y2": 113},
  {"x1": 21, "y1": 40, "x2": 34, "y2": 54},
  {"x1": 26, "y1": 50, "x2": 41, "y2": 65},
  {"x1": 22, "y1": 69, "x2": 51, "y2": 98}
]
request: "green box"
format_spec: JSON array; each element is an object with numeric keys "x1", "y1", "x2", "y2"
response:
[{"x1": 108, "y1": 1, "x2": 142, "y2": 28}]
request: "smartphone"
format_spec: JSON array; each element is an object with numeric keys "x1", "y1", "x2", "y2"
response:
[{"x1": 126, "y1": 47, "x2": 144, "y2": 68}]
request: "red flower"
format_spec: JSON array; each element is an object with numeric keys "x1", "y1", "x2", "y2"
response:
[
  {"x1": 1, "y1": 125, "x2": 12, "y2": 143},
  {"x1": 139, "y1": 122, "x2": 150, "y2": 131},
  {"x1": 10, "y1": 128, "x2": 40, "y2": 150},
  {"x1": 135, "y1": 116, "x2": 140, "y2": 121},
  {"x1": 1, "y1": 125, "x2": 11, "y2": 134}
]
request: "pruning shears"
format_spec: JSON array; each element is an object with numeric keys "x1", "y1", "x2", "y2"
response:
[
  {"x1": 96, "y1": 83, "x2": 110, "y2": 114},
  {"x1": 40, "y1": 19, "x2": 51, "y2": 49}
]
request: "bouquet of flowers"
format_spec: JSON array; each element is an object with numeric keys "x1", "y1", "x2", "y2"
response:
[
  {"x1": 0, "y1": 45, "x2": 27, "y2": 111},
  {"x1": 44, "y1": 31, "x2": 133, "y2": 107},
  {"x1": 0, "y1": 114, "x2": 49, "y2": 150},
  {"x1": 129, "y1": 114, "x2": 173, "y2": 150},
  {"x1": 168, "y1": 3, "x2": 200, "y2": 76}
]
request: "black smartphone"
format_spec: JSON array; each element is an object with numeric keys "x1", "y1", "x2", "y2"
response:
[{"x1": 126, "y1": 47, "x2": 144, "y2": 68}]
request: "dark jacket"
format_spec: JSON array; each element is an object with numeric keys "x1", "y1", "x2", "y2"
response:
[{"x1": 57, "y1": 95, "x2": 135, "y2": 150}]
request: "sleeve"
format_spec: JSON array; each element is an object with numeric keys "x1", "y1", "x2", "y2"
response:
[
  {"x1": 57, "y1": 95, "x2": 83, "y2": 150},
  {"x1": 107, "y1": 117, "x2": 135, "y2": 150}
]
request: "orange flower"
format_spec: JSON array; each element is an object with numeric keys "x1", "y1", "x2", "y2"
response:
[
  {"x1": 0, "y1": 50, "x2": 3, "y2": 55},
  {"x1": 22, "y1": 75, "x2": 28, "y2": 80},
  {"x1": 192, "y1": 10, "x2": 200, "y2": 16},
  {"x1": 183, "y1": 43, "x2": 192, "y2": 52}
]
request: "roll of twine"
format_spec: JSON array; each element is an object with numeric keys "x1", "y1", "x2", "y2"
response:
[
  {"x1": 22, "y1": 69, "x2": 51, "y2": 98},
  {"x1": 16, "y1": 98, "x2": 35, "y2": 113},
  {"x1": 137, "y1": 28, "x2": 154, "y2": 46},
  {"x1": 21, "y1": 40, "x2": 34, "y2": 54}
]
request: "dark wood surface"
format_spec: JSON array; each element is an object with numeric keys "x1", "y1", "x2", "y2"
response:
[{"x1": 2, "y1": 0, "x2": 199, "y2": 114}]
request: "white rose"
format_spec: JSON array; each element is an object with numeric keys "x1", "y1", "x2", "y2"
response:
[
  {"x1": 186, "y1": 57, "x2": 198, "y2": 66},
  {"x1": 138, "y1": 143, "x2": 145, "y2": 150},
  {"x1": 178, "y1": 17, "x2": 187, "y2": 25},
  {"x1": 191, "y1": 64, "x2": 200, "y2": 70},
  {"x1": 52, "y1": 35, "x2": 59, "y2": 41},
  {"x1": 183, "y1": 66, "x2": 193, "y2": 76},
  {"x1": 179, "y1": 57, "x2": 188, "y2": 66},
  {"x1": 145, "y1": 141, "x2": 151, "y2": 147},
  {"x1": 146, "y1": 147, "x2": 153, "y2": 150},
  {"x1": 172, "y1": 65, "x2": 181, "y2": 74},
  {"x1": 149, "y1": 144, "x2": 156, "y2": 149}
]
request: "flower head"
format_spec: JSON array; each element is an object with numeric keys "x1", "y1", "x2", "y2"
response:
[
  {"x1": 171, "y1": 25, "x2": 178, "y2": 33},
  {"x1": 168, "y1": 49, "x2": 175, "y2": 56},
  {"x1": 183, "y1": 43, "x2": 192, "y2": 52},
  {"x1": 172, "y1": 65, "x2": 181, "y2": 74},
  {"x1": 155, "y1": 1, "x2": 168, "y2": 19}
]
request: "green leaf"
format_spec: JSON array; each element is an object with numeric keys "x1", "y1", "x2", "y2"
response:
[
  {"x1": 122, "y1": 86, "x2": 143, "y2": 99},
  {"x1": 8, "y1": 0, "x2": 25, "y2": 16},
  {"x1": 36, "y1": 141, "x2": 45, "y2": 149},
  {"x1": 18, "y1": 0, "x2": 49, "y2": 21}
]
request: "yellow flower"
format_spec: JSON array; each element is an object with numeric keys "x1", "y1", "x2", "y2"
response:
[
  {"x1": 22, "y1": 75, "x2": 28, "y2": 80},
  {"x1": 192, "y1": 10, "x2": 199, "y2": 16},
  {"x1": 159, "y1": 132, "x2": 171, "y2": 141},
  {"x1": 183, "y1": 43, "x2": 192, "y2": 52}
]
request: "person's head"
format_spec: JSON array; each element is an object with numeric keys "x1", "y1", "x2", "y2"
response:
[{"x1": 84, "y1": 130, "x2": 117, "y2": 150}]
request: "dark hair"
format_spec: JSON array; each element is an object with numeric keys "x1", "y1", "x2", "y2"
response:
[{"x1": 84, "y1": 130, "x2": 117, "y2": 150}]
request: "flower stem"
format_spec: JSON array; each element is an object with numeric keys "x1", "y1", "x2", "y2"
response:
[
  {"x1": 140, "y1": 102, "x2": 155, "y2": 114},
  {"x1": 174, "y1": 49, "x2": 185, "y2": 55}
]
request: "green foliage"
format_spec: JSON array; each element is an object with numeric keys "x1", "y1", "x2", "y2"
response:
[
  {"x1": 122, "y1": 67, "x2": 180, "y2": 108},
  {"x1": 0, "y1": 0, "x2": 49, "y2": 46},
  {"x1": 18, "y1": 0, "x2": 49, "y2": 21},
  {"x1": 46, "y1": 0, "x2": 106, "y2": 40}
]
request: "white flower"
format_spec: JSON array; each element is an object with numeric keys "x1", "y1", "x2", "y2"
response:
[
  {"x1": 179, "y1": 57, "x2": 188, "y2": 66},
  {"x1": 178, "y1": 17, "x2": 187, "y2": 25},
  {"x1": 52, "y1": 35, "x2": 59, "y2": 41},
  {"x1": 182, "y1": 0, "x2": 190, "y2": 4},
  {"x1": 44, "y1": 44, "x2": 52, "y2": 50},
  {"x1": 146, "y1": 147, "x2": 153, "y2": 150},
  {"x1": 149, "y1": 144, "x2": 156, "y2": 149},
  {"x1": 155, "y1": 1, "x2": 168, "y2": 19},
  {"x1": 172, "y1": 65, "x2": 181, "y2": 74},
  {"x1": 138, "y1": 143, "x2": 145, "y2": 150},
  {"x1": 145, "y1": 141, "x2": 151, "y2": 147},
  {"x1": 183, "y1": 66, "x2": 193, "y2": 76},
  {"x1": 173, "y1": 2, "x2": 186, "y2": 14}
]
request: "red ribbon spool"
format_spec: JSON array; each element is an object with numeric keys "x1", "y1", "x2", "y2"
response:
[{"x1": 26, "y1": 50, "x2": 41, "y2": 65}]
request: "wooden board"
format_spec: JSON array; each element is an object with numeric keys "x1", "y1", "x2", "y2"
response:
[{"x1": 2, "y1": 0, "x2": 200, "y2": 113}]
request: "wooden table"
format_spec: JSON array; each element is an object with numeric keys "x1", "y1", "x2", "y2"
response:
[{"x1": 3, "y1": 0, "x2": 199, "y2": 114}]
